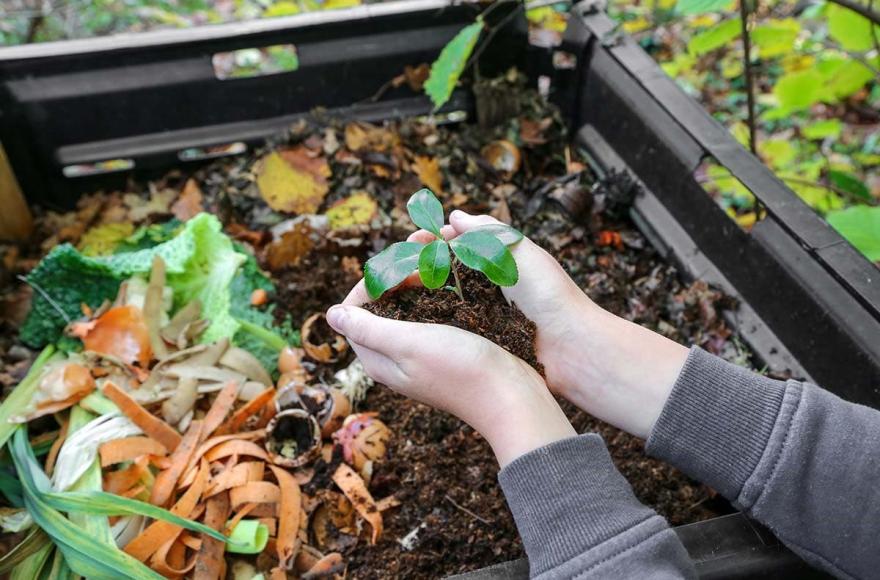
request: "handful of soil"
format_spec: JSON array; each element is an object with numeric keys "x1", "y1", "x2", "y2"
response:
[{"x1": 363, "y1": 267, "x2": 543, "y2": 374}]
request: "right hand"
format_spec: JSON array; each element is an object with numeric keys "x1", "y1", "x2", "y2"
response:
[{"x1": 442, "y1": 211, "x2": 690, "y2": 440}]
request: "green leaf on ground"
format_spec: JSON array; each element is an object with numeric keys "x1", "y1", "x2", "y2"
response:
[
  {"x1": 364, "y1": 242, "x2": 424, "y2": 300},
  {"x1": 450, "y1": 230, "x2": 518, "y2": 287},
  {"x1": 407, "y1": 188, "x2": 445, "y2": 237},
  {"x1": 688, "y1": 18, "x2": 741, "y2": 56},
  {"x1": 827, "y1": 4, "x2": 880, "y2": 52},
  {"x1": 827, "y1": 206, "x2": 880, "y2": 261},
  {"x1": 829, "y1": 170, "x2": 872, "y2": 202},
  {"x1": 424, "y1": 21, "x2": 483, "y2": 110},
  {"x1": 676, "y1": 0, "x2": 730, "y2": 15},
  {"x1": 418, "y1": 240, "x2": 451, "y2": 290},
  {"x1": 818, "y1": 57, "x2": 875, "y2": 103}
]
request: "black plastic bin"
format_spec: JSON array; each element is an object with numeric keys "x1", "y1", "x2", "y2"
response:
[{"x1": 0, "y1": 1, "x2": 877, "y2": 577}]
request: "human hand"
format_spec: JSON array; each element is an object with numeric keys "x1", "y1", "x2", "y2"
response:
[
  {"x1": 422, "y1": 211, "x2": 690, "y2": 440},
  {"x1": 325, "y1": 304, "x2": 575, "y2": 467}
]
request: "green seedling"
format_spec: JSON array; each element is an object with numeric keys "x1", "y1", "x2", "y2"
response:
[{"x1": 363, "y1": 188, "x2": 523, "y2": 300}]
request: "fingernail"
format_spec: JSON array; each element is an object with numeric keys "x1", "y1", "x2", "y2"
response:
[{"x1": 326, "y1": 305, "x2": 347, "y2": 332}]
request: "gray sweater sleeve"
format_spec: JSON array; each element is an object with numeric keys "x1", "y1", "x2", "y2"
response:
[
  {"x1": 498, "y1": 346, "x2": 880, "y2": 579},
  {"x1": 647, "y1": 347, "x2": 880, "y2": 579},
  {"x1": 498, "y1": 434, "x2": 695, "y2": 578}
]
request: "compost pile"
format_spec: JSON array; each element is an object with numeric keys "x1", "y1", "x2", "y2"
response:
[{"x1": 0, "y1": 77, "x2": 745, "y2": 578}]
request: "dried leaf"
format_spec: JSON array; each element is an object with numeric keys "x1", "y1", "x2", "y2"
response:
[
  {"x1": 172, "y1": 179, "x2": 204, "y2": 222},
  {"x1": 266, "y1": 222, "x2": 315, "y2": 270},
  {"x1": 413, "y1": 156, "x2": 444, "y2": 195},
  {"x1": 325, "y1": 192, "x2": 379, "y2": 230},
  {"x1": 257, "y1": 150, "x2": 329, "y2": 214}
]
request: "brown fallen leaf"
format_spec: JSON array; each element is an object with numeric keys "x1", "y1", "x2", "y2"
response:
[
  {"x1": 413, "y1": 155, "x2": 444, "y2": 195},
  {"x1": 172, "y1": 179, "x2": 204, "y2": 221},
  {"x1": 344, "y1": 122, "x2": 397, "y2": 153},
  {"x1": 265, "y1": 222, "x2": 315, "y2": 271},
  {"x1": 256, "y1": 149, "x2": 329, "y2": 214},
  {"x1": 403, "y1": 63, "x2": 430, "y2": 91}
]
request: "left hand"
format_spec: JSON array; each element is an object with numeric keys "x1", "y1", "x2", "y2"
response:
[{"x1": 325, "y1": 303, "x2": 575, "y2": 467}]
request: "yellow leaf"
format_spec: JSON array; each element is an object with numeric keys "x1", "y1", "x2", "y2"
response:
[
  {"x1": 623, "y1": 17, "x2": 651, "y2": 33},
  {"x1": 256, "y1": 151, "x2": 329, "y2": 214},
  {"x1": 413, "y1": 156, "x2": 444, "y2": 195},
  {"x1": 77, "y1": 222, "x2": 135, "y2": 257},
  {"x1": 325, "y1": 192, "x2": 378, "y2": 230}
]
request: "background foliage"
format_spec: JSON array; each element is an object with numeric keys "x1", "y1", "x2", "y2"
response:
[{"x1": 1, "y1": 0, "x2": 877, "y2": 263}]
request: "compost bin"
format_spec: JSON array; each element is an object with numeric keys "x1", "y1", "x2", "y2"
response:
[{"x1": 0, "y1": 0, "x2": 878, "y2": 578}]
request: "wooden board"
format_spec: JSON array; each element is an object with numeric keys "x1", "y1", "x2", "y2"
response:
[{"x1": 0, "y1": 143, "x2": 32, "y2": 241}]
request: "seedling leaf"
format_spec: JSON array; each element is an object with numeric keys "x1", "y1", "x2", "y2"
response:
[
  {"x1": 472, "y1": 224, "x2": 523, "y2": 246},
  {"x1": 418, "y1": 240, "x2": 451, "y2": 289},
  {"x1": 450, "y1": 230, "x2": 518, "y2": 287},
  {"x1": 424, "y1": 21, "x2": 483, "y2": 110},
  {"x1": 407, "y1": 189, "x2": 444, "y2": 238},
  {"x1": 364, "y1": 242, "x2": 423, "y2": 300}
]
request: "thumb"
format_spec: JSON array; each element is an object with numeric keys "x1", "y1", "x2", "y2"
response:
[
  {"x1": 449, "y1": 210, "x2": 502, "y2": 234},
  {"x1": 325, "y1": 305, "x2": 410, "y2": 357}
]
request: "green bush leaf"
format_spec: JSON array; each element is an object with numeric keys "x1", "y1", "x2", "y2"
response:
[
  {"x1": 450, "y1": 230, "x2": 518, "y2": 287},
  {"x1": 827, "y1": 4, "x2": 880, "y2": 52},
  {"x1": 828, "y1": 170, "x2": 872, "y2": 202},
  {"x1": 363, "y1": 242, "x2": 423, "y2": 300},
  {"x1": 418, "y1": 240, "x2": 451, "y2": 290},
  {"x1": 818, "y1": 57, "x2": 875, "y2": 103},
  {"x1": 773, "y1": 69, "x2": 822, "y2": 113},
  {"x1": 676, "y1": 0, "x2": 730, "y2": 15},
  {"x1": 407, "y1": 188, "x2": 445, "y2": 237},
  {"x1": 752, "y1": 18, "x2": 800, "y2": 58},
  {"x1": 827, "y1": 206, "x2": 880, "y2": 261},
  {"x1": 687, "y1": 18, "x2": 741, "y2": 56},
  {"x1": 424, "y1": 21, "x2": 483, "y2": 110},
  {"x1": 802, "y1": 119, "x2": 843, "y2": 140},
  {"x1": 472, "y1": 224, "x2": 524, "y2": 246}
]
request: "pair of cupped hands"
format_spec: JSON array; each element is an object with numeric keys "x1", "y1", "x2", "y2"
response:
[{"x1": 327, "y1": 211, "x2": 689, "y2": 467}]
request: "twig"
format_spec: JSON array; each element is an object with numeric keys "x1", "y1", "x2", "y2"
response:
[
  {"x1": 871, "y1": 0, "x2": 880, "y2": 56},
  {"x1": 826, "y1": 0, "x2": 880, "y2": 27},
  {"x1": 444, "y1": 494, "x2": 491, "y2": 524},
  {"x1": 17, "y1": 274, "x2": 72, "y2": 324},
  {"x1": 739, "y1": 0, "x2": 758, "y2": 155},
  {"x1": 465, "y1": 2, "x2": 525, "y2": 72}
]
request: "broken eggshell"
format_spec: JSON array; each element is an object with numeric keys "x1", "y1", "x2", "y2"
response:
[
  {"x1": 265, "y1": 408, "x2": 322, "y2": 468},
  {"x1": 301, "y1": 313, "x2": 348, "y2": 363},
  {"x1": 274, "y1": 384, "x2": 352, "y2": 439}
]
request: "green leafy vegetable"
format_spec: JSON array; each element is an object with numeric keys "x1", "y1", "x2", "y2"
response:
[
  {"x1": 827, "y1": 206, "x2": 880, "y2": 261},
  {"x1": 418, "y1": 240, "x2": 451, "y2": 289},
  {"x1": 364, "y1": 242, "x2": 423, "y2": 300},
  {"x1": 450, "y1": 230, "x2": 518, "y2": 287},
  {"x1": 424, "y1": 21, "x2": 483, "y2": 110}
]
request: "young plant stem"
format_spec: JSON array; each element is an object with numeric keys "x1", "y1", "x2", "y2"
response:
[
  {"x1": 450, "y1": 258, "x2": 465, "y2": 301},
  {"x1": 739, "y1": 0, "x2": 758, "y2": 156}
]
